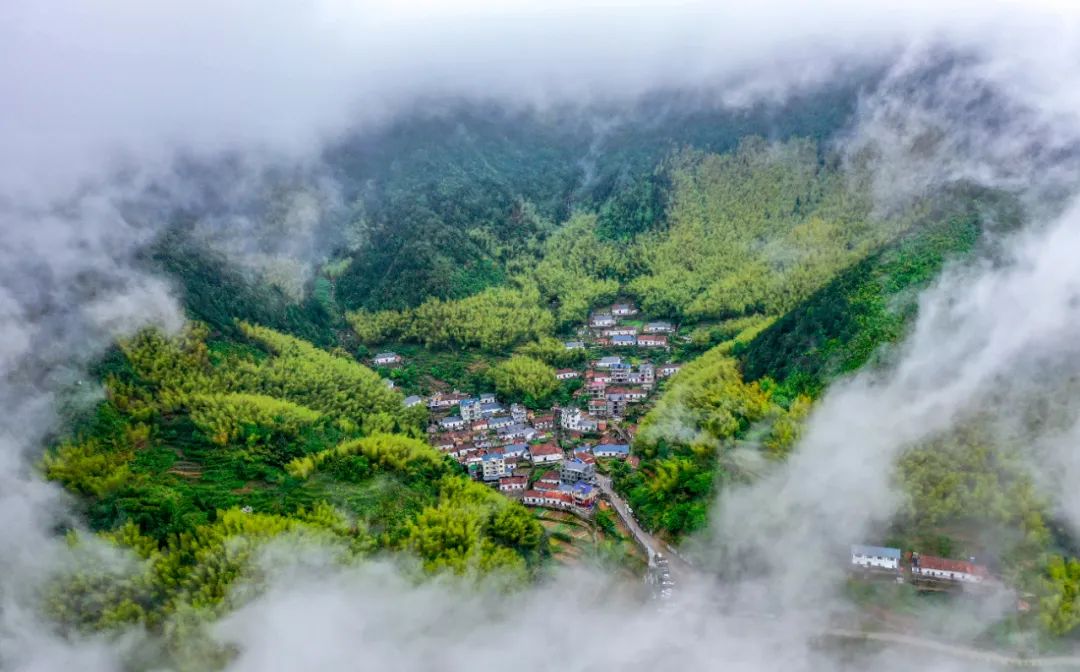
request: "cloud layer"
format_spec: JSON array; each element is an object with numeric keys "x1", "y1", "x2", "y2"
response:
[{"x1": 4, "y1": 1, "x2": 1080, "y2": 671}]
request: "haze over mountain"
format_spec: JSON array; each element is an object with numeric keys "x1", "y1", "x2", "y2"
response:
[{"x1": 4, "y1": 2, "x2": 1080, "y2": 671}]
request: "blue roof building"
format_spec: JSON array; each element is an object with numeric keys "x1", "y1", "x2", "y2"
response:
[{"x1": 850, "y1": 544, "x2": 902, "y2": 571}]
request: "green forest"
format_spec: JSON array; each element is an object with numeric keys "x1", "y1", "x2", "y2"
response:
[
  {"x1": 46, "y1": 322, "x2": 545, "y2": 665},
  {"x1": 38, "y1": 93, "x2": 1080, "y2": 662}
]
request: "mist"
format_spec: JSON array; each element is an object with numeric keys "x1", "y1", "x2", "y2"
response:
[{"x1": 5, "y1": 1, "x2": 1080, "y2": 670}]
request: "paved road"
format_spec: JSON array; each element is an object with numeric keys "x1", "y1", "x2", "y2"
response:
[
  {"x1": 595, "y1": 474, "x2": 693, "y2": 575},
  {"x1": 820, "y1": 629, "x2": 1080, "y2": 669},
  {"x1": 595, "y1": 474, "x2": 658, "y2": 562}
]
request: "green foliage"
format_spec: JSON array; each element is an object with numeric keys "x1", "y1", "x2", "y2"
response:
[
  {"x1": 615, "y1": 349, "x2": 782, "y2": 539},
  {"x1": 627, "y1": 139, "x2": 897, "y2": 320},
  {"x1": 187, "y1": 393, "x2": 321, "y2": 447},
  {"x1": 151, "y1": 229, "x2": 339, "y2": 347},
  {"x1": 487, "y1": 355, "x2": 558, "y2": 407},
  {"x1": 1041, "y1": 556, "x2": 1080, "y2": 637},
  {"x1": 515, "y1": 336, "x2": 588, "y2": 368},
  {"x1": 287, "y1": 434, "x2": 448, "y2": 480},
  {"x1": 740, "y1": 204, "x2": 985, "y2": 398},
  {"x1": 347, "y1": 284, "x2": 555, "y2": 352},
  {"x1": 896, "y1": 428, "x2": 1050, "y2": 551},
  {"x1": 233, "y1": 322, "x2": 422, "y2": 433},
  {"x1": 405, "y1": 476, "x2": 545, "y2": 576}
]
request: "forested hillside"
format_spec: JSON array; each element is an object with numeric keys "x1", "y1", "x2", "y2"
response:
[{"x1": 46, "y1": 322, "x2": 545, "y2": 664}]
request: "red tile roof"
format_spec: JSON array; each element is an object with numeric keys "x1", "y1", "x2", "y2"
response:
[
  {"x1": 529, "y1": 443, "x2": 562, "y2": 457},
  {"x1": 915, "y1": 555, "x2": 989, "y2": 577}
]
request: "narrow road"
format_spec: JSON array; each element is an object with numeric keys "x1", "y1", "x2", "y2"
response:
[
  {"x1": 819, "y1": 629, "x2": 1080, "y2": 669},
  {"x1": 595, "y1": 474, "x2": 692, "y2": 575}
]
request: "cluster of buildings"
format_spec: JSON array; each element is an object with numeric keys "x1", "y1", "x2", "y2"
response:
[
  {"x1": 850, "y1": 544, "x2": 992, "y2": 587},
  {"x1": 588, "y1": 303, "x2": 675, "y2": 350}
]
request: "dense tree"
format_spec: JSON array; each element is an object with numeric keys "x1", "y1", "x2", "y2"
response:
[{"x1": 487, "y1": 356, "x2": 558, "y2": 406}]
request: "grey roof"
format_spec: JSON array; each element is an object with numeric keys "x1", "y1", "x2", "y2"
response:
[
  {"x1": 593, "y1": 443, "x2": 630, "y2": 454},
  {"x1": 374, "y1": 352, "x2": 399, "y2": 358},
  {"x1": 851, "y1": 545, "x2": 901, "y2": 559},
  {"x1": 562, "y1": 459, "x2": 592, "y2": 472},
  {"x1": 403, "y1": 395, "x2": 423, "y2": 406}
]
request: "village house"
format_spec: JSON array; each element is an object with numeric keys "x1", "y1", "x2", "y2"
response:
[
  {"x1": 498, "y1": 423, "x2": 537, "y2": 443},
  {"x1": 470, "y1": 419, "x2": 489, "y2": 432},
  {"x1": 595, "y1": 356, "x2": 623, "y2": 369},
  {"x1": 522, "y1": 490, "x2": 546, "y2": 506},
  {"x1": 636, "y1": 334, "x2": 668, "y2": 348},
  {"x1": 499, "y1": 476, "x2": 528, "y2": 493},
  {"x1": 587, "y1": 371, "x2": 612, "y2": 386},
  {"x1": 658, "y1": 363, "x2": 681, "y2": 378},
  {"x1": 438, "y1": 415, "x2": 466, "y2": 431},
  {"x1": 911, "y1": 554, "x2": 989, "y2": 584},
  {"x1": 531, "y1": 414, "x2": 555, "y2": 430},
  {"x1": 573, "y1": 448, "x2": 597, "y2": 465},
  {"x1": 608, "y1": 362, "x2": 633, "y2": 383},
  {"x1": 533, "y1": 479, "x2": 558, "y2": 491},
  {"x1": 373, "y1": 352, "x2": 402, "y2": 365},
  {"x1": 603, "y1": 326, "x2": 639, "y2": 337},
  {"x1": 502, "y1": 443, "x2": 529, "y2": 461},
  {"x1": 481, "y1": 451, "x2": 508, "y2": 481},
  {"x1": 459, "y1": 398, "x2": 482, "y2": 421},
  {"x1": 593, "y1": 443, "x2": 631, "y2": 459},
  {"x1": 590, "y1": 398, "x2": 611, "y2": 417},
  {"x1": 543, "y1": 490, "x2": 576, "y2": 510},
  {"x1": 564, "y1": 341, "x2": 585, "y2": 350},
  {"x1": 850, "y1": 545, "x2": 902, "y2": 571},
  {"x1": 511, "y1": 403, "x2": 527, "y2": 423},
  {"x1": 403, "y1": 395, "x2": 424, "y2": 407},
  {"x1": 626, "y1": 363, "x2": 655, "y2": 389},
  {"x1": 611, "y1": 334, "x2": 637, "y2": 347},
  {"x1": 556, "y1": 369, "x2": 580, "y2": 380},
  {"x1": 590, "y1": 313, "x2": 617, "y2": 328},
  {"x1": 610, "y1": 302, "x2": 638, "y2": 316},
  {"x1": 609, "y1": 387, "x2": 647, "y2": 402},
  {"x1": 567, "y1": 481, "x2": 598, "y2": 507},
  {"x1": 538, "y1": 471, "x2": 561, "y2": 486},
  {"x1": 428, "y1": 392, "x2": 470, "y2": 409},
  {"x1": 529, "y1": 442, "x2": 564, "y2": 464},
  {"x1": 561, "y1": 458, "x2": 596, "y2": 483},
  {"x1": 560, "y1": 407, "x2": 599, "y2": 433},
  {"x1": 488, "y1": 415, "x2": 514, "y2": 430},
  {"x1": 643, "y1": 321, "x2": 674, "y2": 334}
]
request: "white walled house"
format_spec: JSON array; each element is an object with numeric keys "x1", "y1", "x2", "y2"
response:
[
  {"x1": 850, "y1": 545, "x2": 902, "y2": 571},
  {"x1": 373, "y1": 352, "x2": 402, "y2": 365},
  {"x1": 590, "y1": 313, "x2": 617, "y2": 328},
  {"x1": 910, "y1": 554, "x2": 989, "y2": 584}
]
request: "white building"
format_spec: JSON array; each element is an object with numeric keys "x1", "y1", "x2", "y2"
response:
[
  {"x1": 910, "y1": 554, "x2": 988, "y2": 584},
  {"x1": 850, "y1": 545, "x2": 901, "y2": 571},
  {"x1": 590, "y1": 313, "x2": 617, "y2": 328},
  {"x1": 439, "y1": 415, "x2": 466, "y2": 431},
  {"x1": 595, "y1": 356, "x2": 623, "y2": 369},
  {"x1": 610, "y1": 303, "x2": 638, "y2": 316},
  {"x1": 373, "y1": 352, "x2": 402, "y2": 365},
  {"x1": 481, "y1": 452, "x2": 508, "y2": 481},
  {"x1": 643, "y1": 321, "x2": 674, "y2": 334}
]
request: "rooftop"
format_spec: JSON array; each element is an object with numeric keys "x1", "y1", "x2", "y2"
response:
[{"x1": 851, "y1": 545, "x2": 901, "y2": 559}]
